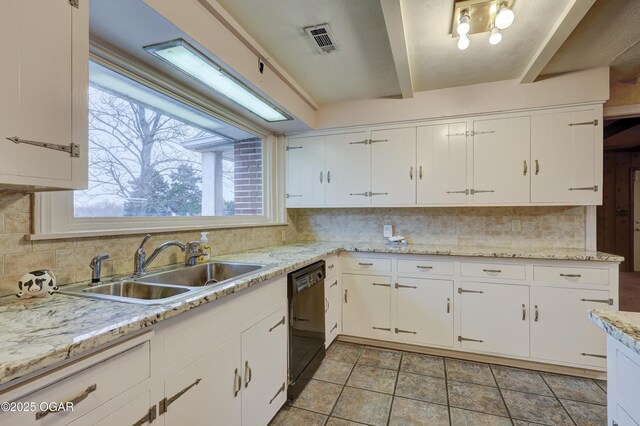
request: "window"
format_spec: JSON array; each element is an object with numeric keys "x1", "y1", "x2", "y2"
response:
[
  {"x1": 74, "y1": 62, "x2": 263, "y2": 218},
  {"x1": 35, "y1": 56, "x2": 284, "y2": 237}
]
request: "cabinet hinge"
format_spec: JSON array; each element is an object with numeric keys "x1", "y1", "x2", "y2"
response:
[
  {"x1": 69, "y1": 0, "x2": 79, "y2": 8},
  {"x1": 159, "y1": 378, "x2": 202, "y2": 415},
  {"x1": 458, "y1": 335, "x2": 484, "y2": 343},
  {"x1": 286, "y1": 146, "x2": 302, "y2": 151},
  {"x1": 132, "y1": 405, "x2": 156, "y2": 426},
  {"x1": 5, "y1": 136, "x2": 80, "y2": 158}
]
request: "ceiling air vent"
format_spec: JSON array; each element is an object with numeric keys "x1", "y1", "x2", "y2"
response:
[{"x1": 304, "y1": 24, "x2": 338, "y2": 54}]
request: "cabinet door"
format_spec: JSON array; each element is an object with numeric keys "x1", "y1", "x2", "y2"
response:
[
  {"x1": 70, "y1": 389, "x2": 152, "y2": 426},
  {"x1": 286, "y1": 136, "x2": 325, "y2": 207},
  {"x1": 0, "y1": 0, "x2": 87, "y2": 188},
  {"x1": 531, "y1": 287, "x2": 609, "y2": 367},
  {"x1": 458, "y1": 282, "x2": 530, "y2": 357},
  {"x1": 325, "y1": 276, "x2": 341, "y2": 347},
  {"x1": 370, "y1": 128, "x2": 416, "y2": 205},
  {"x1": 241, "y1": 308, "x2": 288, "y2": 426},
  {"x1": 163, "y1": 336, "x2": 242, "y2": 426},
  {"x1": 325, "y1": 132, "x2": 370, "y2": 206},
  {"x1": 472, "y1": 116, "x2": 530, "y2": 204},
  {"x1": 417, "y1": 123, "x2": 468, "y2": 205},
  {"x1": 531, "y1": 109, "x2": 601, "y2": 204},
  {"x1": 342, "y1": 274, "x2": 391, "y2": 340},
  {"x1": 396, "y1": 278, "x2": 454, "y2": 347}
]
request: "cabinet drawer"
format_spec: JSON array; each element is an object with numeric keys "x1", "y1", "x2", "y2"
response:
[
  {"x1": 461, "y1": 262, "x2": 525, "y2": 280},
  {"x1": 341, "y1": 256, "x2": 391, "y2": 272},
  {"x1": 398, "y1": 259, "x2": 454, "y2": 276},
  {"x1": 533, "y1": 266, "x2": 609, "y2": 286},
  {"x1": 6, "y1": 342, "x2": 150, "y2": 426}
]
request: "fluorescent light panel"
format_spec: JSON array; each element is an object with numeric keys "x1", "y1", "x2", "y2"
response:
[{"x1": 145, "y1": 39, "x2": 291, "y2": 123}]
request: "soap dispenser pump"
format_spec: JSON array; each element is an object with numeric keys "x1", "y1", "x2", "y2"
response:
[{"x1": 197, "y1": 232, "x2": 211, "y2": 264}]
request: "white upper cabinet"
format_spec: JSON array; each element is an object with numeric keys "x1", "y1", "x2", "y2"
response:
[
  {"x1": 286, "y1": 136, "x2": 325, "y2": 207},
  {"x1": 324, "y1": 132, "x2": 370, "y2": 206},
  {"x1": 472, "y1": 116, "x2": 531, "y2": 205},
  {"x1": 370, "y1": 128, "x2": 416, "y2": 206},
  {"x1": 0, "y1": 0, "x2": 88, "y2": 190},
  {"x1": 417, "y1": 122, "x2": 468, "y2": 205},
  {"x1": 531, "y1": 108, "x2": 602, "y2": 205}
]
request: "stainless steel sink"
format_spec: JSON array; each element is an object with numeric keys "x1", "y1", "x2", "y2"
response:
[
  {"x1": 139, "y1": 262, "x2": 266, "y2": 287},
  {"x1": 64, "y1": 281, "x2": 192, "y2": 305}
]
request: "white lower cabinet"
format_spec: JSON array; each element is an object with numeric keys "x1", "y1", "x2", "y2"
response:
[
  {"x1": 395, "y1": 277, "x2": 454, "y2": 347},
  {"x1": 325, "y1": 274, "x2": 341, "y2": 347},
  {"x1": 607, "y1": 336, "x2": 640, "y2": 426},
  {"x1": 531, "y1": 287, "x2": 610, "y2": 368},
  {"x1": 458, "y1": 281, "x2": 530, "y2": 358},
  {"x1": 342, "y1": 274, "x2": 391, "y2": 340}
]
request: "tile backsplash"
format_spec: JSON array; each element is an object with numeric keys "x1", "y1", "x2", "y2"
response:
[
  {"x1": 0, "y1": 193, "x2": 287, "y2": 297},
  {"x1": 288, "y1": 206, "x2": 587, "y2": 249}
]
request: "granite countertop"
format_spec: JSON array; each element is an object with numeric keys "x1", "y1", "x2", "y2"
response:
[
  {"x1": 589, "y1": 309, "x2": 640, "y2": 356},
  {"x1": 0, "y1": 241, "x2": 622, "y2": 389}
]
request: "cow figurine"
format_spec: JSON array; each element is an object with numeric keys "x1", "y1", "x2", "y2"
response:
[{"x1": 17, "y1": 270, "x2": 58, "y2": 299}]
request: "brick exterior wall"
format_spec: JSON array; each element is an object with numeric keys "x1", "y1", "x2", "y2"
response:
[{"x1": 233, "y1": 139, "x2": 263, "y2": 215}]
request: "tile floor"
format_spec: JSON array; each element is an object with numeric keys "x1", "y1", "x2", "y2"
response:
[{"x1": 271, "y1": 342, "x2": 608, "y2": 426}]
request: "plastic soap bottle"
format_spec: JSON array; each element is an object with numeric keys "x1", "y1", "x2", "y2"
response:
[{"x1": 197, "y1": 232, "x2": 211, "y2": 264}]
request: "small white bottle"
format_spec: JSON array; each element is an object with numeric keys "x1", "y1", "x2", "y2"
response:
[{"x1": 197, "y1": 232, "x2": 211, "y2": 264}]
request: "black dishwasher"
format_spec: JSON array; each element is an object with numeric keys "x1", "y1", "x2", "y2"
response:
[{"x1": 288, "y1": 260, "x2": 326, "y2": 400}]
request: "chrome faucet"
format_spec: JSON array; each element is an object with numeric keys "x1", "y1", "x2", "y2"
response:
[
  {"x1": 134, "y1": 234, "x2": 186, "y2": 276},
  {"x1": 89, "y1": 253, "x2": 110, "y2": 285}
]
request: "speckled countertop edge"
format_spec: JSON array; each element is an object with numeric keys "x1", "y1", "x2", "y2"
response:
[
  {"x1": 589, "y1": 309, "x2": 640, "y2": 356},
  {"x1": 0, "y1": 241, "x2": 622, "y2": 388}
]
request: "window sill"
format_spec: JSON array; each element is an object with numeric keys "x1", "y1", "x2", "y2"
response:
[{"x1": 27, "y1": 221, "x2": 288, "y2": 241}]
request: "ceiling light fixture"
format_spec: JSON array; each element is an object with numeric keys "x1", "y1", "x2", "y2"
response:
[
  {"x1": 495, "y1": 2, "x2": 515, "y2": 29},
  {"x1": 489, "y1": 26, "x2": 502, "y2": 45},
  {"x1": 457, "y1": 35, "x2": 470, "y2": 50},
  {"x1": 457, "y1": 10, "x2": 471, "y2": 36},
  {"x1": 144, "y1": 39, "x2": 292, "y2": 123}
]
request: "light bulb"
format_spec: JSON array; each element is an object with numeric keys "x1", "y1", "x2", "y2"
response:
[
  {"x1": 457, "y1": 12, "x2": 470, "y2": 36},
  {"x1": 457, "y1": 35, "x2": 470, "y2": 50},
  {"x1": 495, "y1": 3, "x2": 515, "y2": 29},
  {"x1": 489, "y1": 27, "x2": 502, "y2": 45}
]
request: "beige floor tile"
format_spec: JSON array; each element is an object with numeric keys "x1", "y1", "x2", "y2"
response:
[
  {"x1": 448, "y1": 381, "x2": 508, "y2": 417},
  {"x1": 541, "y1": 373, "x2": 607, "y2": 405},
  {"x1": 449, "y1": 407, "x2": 512, "y2": 426},
  {"x1": 291, "y1": 379, "x2": 343, "y2": 415},
  {"x1": 395, "y1": 371, "x2": 447, "y2": 405},
  {"x1": 491, "y1": 365, "x2": 553, "y2": 396},
  {"x1": 400, "y1": 352, "x2": 445, "y2": 378},
  {"x1": 313, "y1": 358, "x2": 354, "y2": 385},
  {"x1": 595, "y1": 379, "x2": 607, "y2": 392},
  {"x1": 502, "y1": 389, "x2": 574, "y2": 425},
  {"x1": 325, "y1": 417, "x2": 366, "y2": 426},
  {"x1": 269, "y1": 406, "x2": 327, "y2": 426},
  {"x1": 446, "y1": 358, "x2": 496, "y2": 386},
  {"x1": 561, "y1": 399, "x2": 608, "y2": 426},
  {"x1": 326, "y1": 342, "x2": 364, "y2": 364},
  {"x1": 332, "y1": 387, "x2": 393, "y2": 426},
  {"x1": 346, "y1": 364, "x2": 398, "y2": 394},
  {"x1": 357, "y1": 346, "x2": 402, "y2": 370},
  {"x1": 388, "y1": 397, "x2": 449, "y2": 426}
]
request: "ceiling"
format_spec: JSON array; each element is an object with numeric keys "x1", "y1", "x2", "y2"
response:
[{"x1": 213, "y1": 0, "x2": 401, "y2": 104}]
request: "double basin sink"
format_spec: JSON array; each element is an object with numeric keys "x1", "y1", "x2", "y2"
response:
[{"x1": 60, "y1": 261, "x2": 268, "y2": 305}]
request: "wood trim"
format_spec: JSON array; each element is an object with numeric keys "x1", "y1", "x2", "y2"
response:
[
  {"x1": 604, "y1": 104, "x2": 640, "y2": 119},
  {"x1": 380, "y1": 0, "x2": 414, "y2": 99}
]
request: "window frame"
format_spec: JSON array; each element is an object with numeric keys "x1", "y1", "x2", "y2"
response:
[{"x1": 33, "y1": 49, "x2": 286, "y2": 239}]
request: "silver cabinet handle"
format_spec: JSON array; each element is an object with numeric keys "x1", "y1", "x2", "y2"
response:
[
  {"x1": 344, "y1": 289, "x2": 348, "y2": 303},
  {"x1": 522, "y1": 304, "x2": 526, "y2": 321},
  {"x1": 331, "y1": 323, "x2": 338, "y2": 332},
  {"x1": 523, "y1": 160, "x2": 528, "y2": 176},
  {"x1": 447, "y1": 298, "x2": 451, "y2": 314},
  {"x1": 534, "y1": 305, "x2": 539, "y2": 322},
  {"x1": 269, "y1": 383, "x2": 286, "y2": 405},
  {"x1": 419, "y1": 165, "x2": 423, "y2": 180},
  {"x1": 244, "y1": 361, "x2": 252, "y2": 388},
  {"x1": 6, "y1": 136, "x2": 80, "y2": 158},
  {"x1": 36, "y1": 384, "x2": 97, "y2": 420},
  {"x1": 483, "y1": 269, "x2": 502, "y2": 274},
  {"x1": 569, "y1": 185, "x2": 598, "y2": 192},
  {"x1": 395, "y1": 328, "x2": 417, "y2": 334},
  {"x1": 320, "y1": 171, "x2": 323, "y2": 183},
  {"x1": 580, "y1": 298, "x2": 614, "y2": 305},
  {"x1": 325, "y1": 297, "x2": 329, "y2": 313},
  {"x1": 535, "y1": 160, "x2": 540, "y2": 175},
  {"x1": 560, "y1": 273, "x2": 581, "y2": 278},
  {"x1": 416, "y1": 265, "x2": 433, "y2": 270},
  {"x1": 372, "y1": 282, "x2": 391, "y2": 287},
  {"x1": 395, "y1": 283, "x2": 417, "y2": 289},
  {"x1": 330, "y1": 280, "x2": 338, "y2": 288},
  {"x1": 410, "y1": 166, "x2": 413, "y2": 180},
  {"x1": 458, "y1": 336, "x2": 484, "y2": 343},
  {"x1": 458, "y1": 288, "x2": 484, "y2": 294},
  {"x1": 269, "y1": 316, "x2": 285, "y2": 332},
  {"x1": 358, "y1": 262, "x2": 373, "y2": 266},
  {"x1": 234, "y1": 368, "x2": 241, "y2": 397},
  {"x1": 328, "y1": 264, "x2": 335, "y2": 270},
  {"x1": 327, "y1": 170, "x2": 331, "y2": 183}
]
